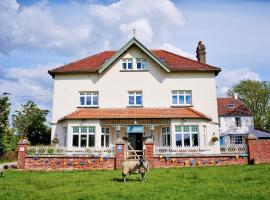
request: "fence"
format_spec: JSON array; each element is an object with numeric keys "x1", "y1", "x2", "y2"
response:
[
  {"x1": 220, "y1": 144, "x2": 248, "y2": 155},
  {"x1": 155, "y1": 145, "x2": 211, "y2": 156},
  {"x1": 26, "y1": 145, "x2": 115, "y2": 158}
]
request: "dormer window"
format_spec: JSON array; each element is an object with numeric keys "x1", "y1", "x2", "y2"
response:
[
  {"x1": 122, "y1": 58, "x2": 133, "y2": 70},
  {"x1": 227, "y1": 104, "x2": 235, "y2": 109},
  {"x1": 136, "y1": 58, "x2": 147, "y2": 70}
]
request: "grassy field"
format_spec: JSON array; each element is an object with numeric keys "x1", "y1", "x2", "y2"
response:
[{"x1": 1, "y1": 165, "x2": 270, "y2": 200}]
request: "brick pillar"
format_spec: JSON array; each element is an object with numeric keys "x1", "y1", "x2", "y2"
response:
[
  {"x1": 115, "y1": 139, "x2": 125, "y2": 169},
  {"x1": 144, "y1": 138, "x2": 154, "y2": 168},
  {"x1": 247, "y1": 134, "x2": 257, "y2": 164},
  {"x1": 17, "y1": 139, "x2": 30, "y2": 169}
]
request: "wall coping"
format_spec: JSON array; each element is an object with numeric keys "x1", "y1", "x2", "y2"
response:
[
  {"x1": 18, "y1": 139, "x2": 30, "y2": 145},
  {"x1": 247, "y1": 134, "x2": 257, "y2": 140}
]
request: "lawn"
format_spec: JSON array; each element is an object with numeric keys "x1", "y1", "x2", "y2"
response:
[{"x1": 1, "y1": 165, "x2": 270, "y2": 200}]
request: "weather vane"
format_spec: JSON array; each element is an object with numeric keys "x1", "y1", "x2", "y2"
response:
[{"x1": 132, "y1": 28, "x2": 136, "y2": 38}]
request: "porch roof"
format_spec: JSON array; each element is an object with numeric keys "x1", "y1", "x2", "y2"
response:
[{"x1": 59, "y1": 107, "x2": 211, "y2": 122}]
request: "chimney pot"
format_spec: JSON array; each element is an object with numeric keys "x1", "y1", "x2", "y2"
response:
[
  {"x1": 234, "y1": 93, "x2": 238, "y2": 99},
  {"x1": 196, "y1": 41, "x2": 206, "y2": 64}
]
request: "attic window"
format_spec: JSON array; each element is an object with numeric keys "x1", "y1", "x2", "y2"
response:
[{"x1": 227, "y1": 104, "x2": 235, "y2": 109}]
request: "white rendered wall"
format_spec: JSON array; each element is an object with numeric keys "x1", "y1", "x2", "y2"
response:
[{"x1": 51, "y1": 46, "x2": 220, "y2": 148}]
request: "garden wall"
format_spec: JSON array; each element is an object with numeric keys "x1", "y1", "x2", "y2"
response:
[
  {"x1": 24, "y1": 156, "x2": 115, "y2": 171},
  {"x1": 17, "y1": 135, "x2": 270, "y2": 171},
  {"x1": 247, "y1": 137, "x2": 270, "y2": 164}
]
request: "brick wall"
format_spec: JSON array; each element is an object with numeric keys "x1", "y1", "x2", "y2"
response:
[
  {"x1": 152, "y1": 156, "x2": 247, "y2": 168},
  {"x1": 24, "y1": 156, "x2": 115, "y2": 171},
  {"x1": 247, "y1": 139, "x2": 270, "y2": 164}
]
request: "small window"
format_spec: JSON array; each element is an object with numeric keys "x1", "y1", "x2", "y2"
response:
[
  {"x1": 128, "y1": 91, "x2": 142, "y2": 106},
  {"x1": 101, "y1": 127, "x2": 110, "y2": 147},
  {"x1": 227, "y1": 104, "x2": 235, "y2": 109},
  {"x1": 122, "y1": 58, "x2": 133, "y2": 70},
  {"x1": 172, "y1": 90, "x2": 192, "y2": 106},
  {"x1": 79, "y1": 92, "x2": 98, "y2": 107},
  {"x1": 161, "y1": 127, "x2": 170, "y2": 147},
  {"x1": 136, "y1": 59, "x2": 147, "y2": 70},
  {"x1": 235, "y1": 117, "x2": 242, "y2": 127},
  {"x1": 230, "y1": 135, "x2": 245, "y2": 144}
]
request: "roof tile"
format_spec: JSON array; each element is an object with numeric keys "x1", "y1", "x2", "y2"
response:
[{"x1": 60, "y1": 107, "x2": 211, "y2": 121}]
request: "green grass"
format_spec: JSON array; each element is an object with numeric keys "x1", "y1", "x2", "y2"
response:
[{"x1": 1, "y1": 165, "x2": 270, "y2": 200}]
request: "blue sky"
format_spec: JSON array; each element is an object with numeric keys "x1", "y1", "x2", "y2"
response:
[{"x1": 0, "y1": 0, "x2": 269, "y2": 121}]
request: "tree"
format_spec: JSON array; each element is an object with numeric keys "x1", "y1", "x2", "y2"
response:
[
  {"x1": 0, "y1": 93, "x2": 11, "y2": 155},
  {"x1": 228, "y1": 80, "x2": 270, "y2": 131},
  {"x1": 12, "y1": 101, "x2": 50, "y2": 145}
]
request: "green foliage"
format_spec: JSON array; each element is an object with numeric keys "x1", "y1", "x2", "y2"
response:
[
  {"x1": 12, "y1": 101, "x2": 50, "y2": 145},
  {"x1": 1, "y1": 165, "x2": 270, "y2": 199},
  {"x1": 0, "y1": 93, "x2": 12, "y2": 155},
  {"x1": 1, "y1": 128, "x2": 18, "y2": 152},
  {"x1": 228, "y1": 80, "x2": 270, "y2": 131}
]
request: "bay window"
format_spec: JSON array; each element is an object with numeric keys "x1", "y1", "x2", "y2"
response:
[
  {"x1": 172, "y1": 90, "x2": 192, "y2": 106},
  {"x1": 175, "y1": 125, "x2": 199, "y2": 147},
  {"x1": 72, "y1": 126, "x2": 96, "y2": 147},
  {"x1": 79, "y1": 92, "x2": 98, "y2": 107}
]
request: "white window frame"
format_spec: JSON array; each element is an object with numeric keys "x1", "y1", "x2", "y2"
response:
[
  {"x1": 122, "y1": 58, "x2": 133, "y2": 70},
  {"x1": 175, "y1": 125, "x2": 199, "y2": 147},
  {"x1": 136, "y1": 58, "x2": 147, "y2": 70},
  {"x1": 161, "y1": 127, "x2": 171, "y2": 147},
  {"x1": 101, "y1": 127, "x2": 110, "y2": 147},
  {"x1": 128, "y1": 91, "x2": 142, "y2": 107},
  {"x1": 229, "y1": 135, "x2": 245, "y2": 144},
  {"x1": 72, "y1": 126, "x2": 96, "y2": 147},
  {"x1": 171, "y1": 90, "x2": 192, "y2": 106},
  {"x1": 79, "y1": 92, "x2": 98, "y2": 107}
]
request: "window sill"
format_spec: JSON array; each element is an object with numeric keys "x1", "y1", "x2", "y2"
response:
[
  {"x1": 120, "y1": 70, "x2": 149, "y2": 72},
  {"x1": 77, "y1": 106, "x2": 99, "y2": 108},
  {"x1": 127, "y1": 105, "x2": 144, "y2": 108},
  {"x1": 171, "y1": 105, "x2": 193, "y2": 108}
]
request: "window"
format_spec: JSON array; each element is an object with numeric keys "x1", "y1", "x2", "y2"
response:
[
  {"x1": 128, "y1": 91, "x2": 142, "y2": 106},
  {"x1": 122, "y1": 58, "x2": 133, "y2": 70},
  {"x1": 161, "y1": 127, "x2": 170, "y2": 146},
  {"x1": 172, "y1": 90, "x2": 192, "y2": 106},
  {"x1": 79, "y1": 92, "x2": 98, "y2": 107},
  {"x1": 227, "y1": 104, "x2": 235, "y2": 109},
  {"x1": 72, "y1": 126, "x2": 96, "y2": 147},
  {"x1": 230, "y1": 135, "x2": 245, "y2": 144},
  {"x1": 136, "y1": 59, "x2": 147, "y2": 70},
  {"x1": 101, "y1": 127, "x2": 110, "y2": 147},
  {"x1": 175, "y1": 125, "x2": 199, "y2": 147},
  {"x1": 235, "y1": 117, "x2": 242, "y2": 127}
]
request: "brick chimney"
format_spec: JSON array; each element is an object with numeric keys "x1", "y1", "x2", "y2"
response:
[{"x1": 196, "y1": 41, "x2": 206, "y2": 64}]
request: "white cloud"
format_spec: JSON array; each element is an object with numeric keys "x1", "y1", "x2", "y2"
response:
[
  {"x1": 160, "y1": 42, "x2": 196, "y2": 59},
  {"x1": 0, "y1": 64, "x2": 55, "y2": 120},
  {"x1": 0, "y1": 0, "x2": 185, "y2": 55},
  {"x1": 216, "y1": 68, "x2": 261, "y2": 97},
  {"x1": 119, "y1": 19, "x2": 154, "y2": 44}
]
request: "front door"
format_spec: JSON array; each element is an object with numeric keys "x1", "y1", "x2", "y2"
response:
[{"x1": 128, "y1": 133, "x2": 143, "y2": 150}]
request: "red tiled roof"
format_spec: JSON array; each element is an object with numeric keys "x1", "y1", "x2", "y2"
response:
[
  {"x1": 217, "y1": 98, "x2": 252, "y2": 117},
  {"x1": 59, "y1": 107, "x2": 211, "y2": 121},
  {"x1": 48, "y1": 50, "x2": 221, "y2": 76}
]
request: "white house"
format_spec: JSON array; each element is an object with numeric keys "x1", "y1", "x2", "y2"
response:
[
  {"x1": 48, "y1": 38, "x2": 222, "y2": 154},
  {"x1": 218, "y1": 96, "x2": 270, "y2": 145}
]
